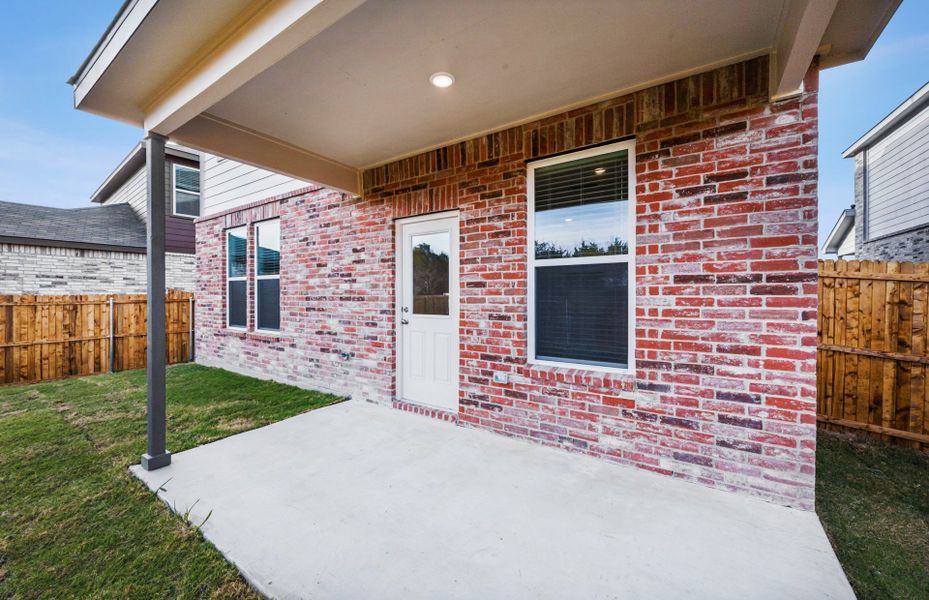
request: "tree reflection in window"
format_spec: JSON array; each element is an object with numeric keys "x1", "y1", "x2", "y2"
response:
[
  {"x1": 412, "y1": 233, "x2": 450, "y2": 315},
  {"x1": 535, "y1": 238, "x2": 629, "y2": 259}
]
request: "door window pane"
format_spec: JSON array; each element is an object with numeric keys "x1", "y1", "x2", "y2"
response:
[
  {"x1": 535, "y1": 262, "x2": 629, "y2": 367},
  {"x1": 412, "y1": 231, "x2": 450, "y2": 315}
]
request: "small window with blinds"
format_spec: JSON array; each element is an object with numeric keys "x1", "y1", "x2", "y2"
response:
[
  {"x1": 173, "y1": 164, "x2": 201, "y2": 217},
  {"x1": 227, "y1": 226, "x2": 248, "y2": 329},
  {"x1": 528, "y1": 141, "x2": 635, "y2": 370},
  {"x1": 255, "y1": 219, "x2": 281, "y2": 331}
]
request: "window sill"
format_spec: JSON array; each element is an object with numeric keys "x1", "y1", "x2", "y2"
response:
[
  {"x1": 250, "y1": 330, "x2": 286, "y2": 342},
  {"x1": 219, "y1": 328, "x2": 289, "y2": 343},
  {"x1": 527, "y1": 362, "x2": 635, "y2": 389}
]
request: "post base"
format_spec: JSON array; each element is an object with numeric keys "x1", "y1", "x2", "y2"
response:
[{"x1": 141, "y1": 451, "x2": 172, "y2": 471}]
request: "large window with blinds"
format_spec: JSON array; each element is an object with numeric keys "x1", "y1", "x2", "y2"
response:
[
  {"x1": 173, "y1": 164, "x2": 201, "y2": 217},
  {"x1": 255, "y1": 219, "x2": 281, "y2": 331},
  {"x1": 227, "y1": 226, "x2": 248, "y2": 329},
  {"x1": 528, "y1": 141, "x2": 635, "y2": 371}
]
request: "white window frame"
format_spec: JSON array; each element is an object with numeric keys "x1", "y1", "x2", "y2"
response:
[
  {"x1": 254, "y1": 218, "x2": 281, "y2": 332},
  {"x1": 226, "y1": 226, "x2": 248, "y2": 330},
  {"x1": 526, "y1": 139, "x2": 636, "y2": 375},
  {"x1": 172, "y1": 164, "x2": 201, "y2": 219}
]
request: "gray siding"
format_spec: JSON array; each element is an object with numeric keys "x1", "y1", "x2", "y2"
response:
[
  {"x1": 202, "y1": 154, "x2": 307, "y2": 216},
  {"x1": 865, "y1": 104, "x2": 929, "y2": 240},
  {"x1": 98, "y1": 159, "x2": 197, "y2": 254},
  {"x1": 102, "y1": 167, "x2": 147, "y2": 219},
  {"x1": 855, "y1": 152, "x2": 929, "y2": 261}
]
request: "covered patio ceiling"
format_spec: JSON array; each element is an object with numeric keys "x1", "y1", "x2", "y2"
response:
[{"x1": 71, "y1": 0, "x2": 899, "y2": 195}]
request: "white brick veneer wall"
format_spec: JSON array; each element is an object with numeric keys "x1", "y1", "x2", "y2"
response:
[{"x1": 0, "y1": 243, "x2": 195, "y2": 294}]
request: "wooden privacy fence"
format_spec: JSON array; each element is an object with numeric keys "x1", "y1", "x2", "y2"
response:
[
  {"x1": 0, "y1": 290, "x2": 194, "y2": 386},
  {"x1": 818, "y1": 259, "x2": 929, "y2": 448}
]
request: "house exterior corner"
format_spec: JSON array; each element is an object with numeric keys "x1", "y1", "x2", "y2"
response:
[{"x1": 194, "y1": 55, "x2": 819, "y2": 509}]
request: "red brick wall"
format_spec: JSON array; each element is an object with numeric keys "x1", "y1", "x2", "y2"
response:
[{"x1": 196, "y1": 56, "x2": 820, "y2": 509}]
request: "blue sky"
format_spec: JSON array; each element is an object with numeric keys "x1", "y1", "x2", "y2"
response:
[
  {"x1": 0, "y1": 1, "x2": 134, "y2": 209},
  {"x1": 818, "y1": 0, "x2": 929, "y2": 249},
  {"x1": 0, "y1": 0, "x2": 927, "y2": 250}
]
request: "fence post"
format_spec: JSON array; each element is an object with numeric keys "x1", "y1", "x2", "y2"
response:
[
  {"x1": 108, "y1": 296, "x2": 115, "y2": 373},
  {"x1": 188, "y1": 296, "x2": 195, "y2": 363}
]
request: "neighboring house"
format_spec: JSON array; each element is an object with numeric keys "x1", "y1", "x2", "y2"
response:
[
  {"x1": 69, "y1": 0, "x2": 901, "y2": 511},
  {"x1": 822, "y1": 207, "x2": 856, "y2": 259},
  {"x1": 0, "y1": 142, "x2": 201, "y2": 294},
  {"x1": 0, "y1": 200, "x2": 153, "y2": 294},
  {"x1": 843, "y1": 80, "x2": 929, "y2": 261},
  {"x1": 0, "y1": 137, "x2": 302, "y2": 295},
  {"x1": 90, "y1": 141, "x2": 201, "y2": 288}
]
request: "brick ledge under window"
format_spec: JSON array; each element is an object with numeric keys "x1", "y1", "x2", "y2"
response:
[
  {"x1": 527, "y1": 363, "x2": 635, "y2": 390},
  {"x1": 217, "y1": 328, "x2": 290, "y2": 343}
]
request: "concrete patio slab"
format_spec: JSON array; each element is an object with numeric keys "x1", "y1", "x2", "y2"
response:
[{"x1": 132, "y1": 401, "x2": 853, "y2": 600}]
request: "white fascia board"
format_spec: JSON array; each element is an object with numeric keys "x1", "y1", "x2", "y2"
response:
[
  {"x1": 73, "y1": 0, "x2": 157, "y2": 109},
  {"x1": 822, "y1": 208, "x2": 855, "y2": 254},
  {"x1": 843, "y1": 81, "x2": 929, "y2": 158}
]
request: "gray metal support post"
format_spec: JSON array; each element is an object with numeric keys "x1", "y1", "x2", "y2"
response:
[{"x1": 141, "y1": 133, "x2": 171, "y2": 471}]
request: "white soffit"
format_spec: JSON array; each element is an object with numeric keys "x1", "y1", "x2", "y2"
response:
[{"x1": 208, "y1": 0, "x2": 785, "y2": 168}]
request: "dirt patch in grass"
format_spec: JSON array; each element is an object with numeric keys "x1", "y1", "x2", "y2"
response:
[{"x1": 216, "y1": 417, "x2": 257, "y2": 431}]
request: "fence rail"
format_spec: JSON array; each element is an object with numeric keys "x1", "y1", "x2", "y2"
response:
[
  {"x1": 0, "y1": 290, "x2": 194, "y2": 386},
  {"x1": 818, "y1": 259, "x2": 929, "y2": 448}
]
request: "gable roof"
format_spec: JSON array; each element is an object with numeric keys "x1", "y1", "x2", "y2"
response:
[
  {"x1": 91, "y1": 141, "x2": 199, "y2": 204},
  {"x1": 822, "y1": 208, "x2": 856, "y2": 255},
  {"x1": 843, "y1": 80, "x2": 929, "y2": 158},
  {"x1": 0, "y1": 200, "x2": 146, "y2": 253}
]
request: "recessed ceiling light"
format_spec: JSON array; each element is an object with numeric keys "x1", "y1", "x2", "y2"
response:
[
  {"x1": 594, "y1": 167, "x2": 606, "y2": 175},
  {"x1": 430, "y1": 72, "x2": 455, "y2": 88}
]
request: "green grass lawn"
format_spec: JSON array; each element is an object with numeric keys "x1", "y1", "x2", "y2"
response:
[
  {"x1": 817, "y1": 428, "x2": 929, "y2": 599},
  {"x1": 0, "y1": 364, "x2": 344, "y2": 599}
]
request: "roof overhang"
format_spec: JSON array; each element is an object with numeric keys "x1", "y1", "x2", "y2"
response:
[
  {"x1": 91, "y1": 141, "x2": 199, "y2": 204},
  {"x1": 71, "y1": 0, "x2": 900, "y2": 196},
  {"x1": 843, "y1": 80, "x2": 929, "y2": 158},
  {"x1": 822, "y1": 208, "x2": 855, "y2": 254}
]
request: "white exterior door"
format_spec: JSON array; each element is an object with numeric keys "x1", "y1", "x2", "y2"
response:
[{"x1": 397, "y1": 213, "x2": 459, "y2": 410}]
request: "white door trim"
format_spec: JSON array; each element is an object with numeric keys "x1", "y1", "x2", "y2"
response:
[{"x1": 395, "y1": 210, "x2": 460, "y2": 410}]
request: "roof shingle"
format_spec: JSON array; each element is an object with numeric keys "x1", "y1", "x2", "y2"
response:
[{"x1": 0, "y1": 200, "x2": 146, "y2": 251}]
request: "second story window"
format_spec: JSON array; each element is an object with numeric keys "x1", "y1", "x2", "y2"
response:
[{"x1": 173, "y1": 164, "x2": 201, "y2": 218}]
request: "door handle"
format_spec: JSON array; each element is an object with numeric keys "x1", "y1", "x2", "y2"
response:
[{"x1": 400, "y1": 318, "x2": 409, "y2": 325}]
